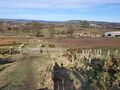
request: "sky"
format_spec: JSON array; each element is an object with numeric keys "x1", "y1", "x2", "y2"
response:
[{"x1": 0, "y1": 0, "x2": 120, "y2": 22}]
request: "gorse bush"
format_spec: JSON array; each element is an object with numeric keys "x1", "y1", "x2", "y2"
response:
[
  {"x1": 60, "y1": 48, "x2": 120, "y2": 90},
  {"x1": 80, "y1": 55, "x2": 120, "y2": 90}
]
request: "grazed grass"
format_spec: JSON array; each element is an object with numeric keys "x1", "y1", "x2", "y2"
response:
[
  {"x1": 0, "y1": 61, "x2": 19, "y2": 89},
  {"x1": 0, "y1": 55, "x2": 34, "y2": 90},
  {"x1": 0, "y1": 54, "x2": 54, "y2": 90}
]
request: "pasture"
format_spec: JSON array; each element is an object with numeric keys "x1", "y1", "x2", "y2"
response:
[{"x1": 0, "y1": 36, "x2": 120, "y2": 90}]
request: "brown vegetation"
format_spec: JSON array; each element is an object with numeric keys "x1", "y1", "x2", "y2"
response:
[
  {"x1": 51, "y1": 37, "x2": 120, "y2": 48},
  {"x1": 0, "y1": 37, "x2": 30, "y2": 46}
]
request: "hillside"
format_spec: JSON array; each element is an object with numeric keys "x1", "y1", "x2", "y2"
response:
[{"x1": 0, "y1": 18, "x2": 120, "y2": 25}]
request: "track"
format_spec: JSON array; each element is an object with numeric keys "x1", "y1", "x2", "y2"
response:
[{"x1": 0, "y1": 55, "x2": 35, "y2": 90}]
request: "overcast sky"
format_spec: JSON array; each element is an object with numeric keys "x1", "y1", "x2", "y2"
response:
[{"x1": 0, "y1": 0, "x2": 120, "y2": 22}]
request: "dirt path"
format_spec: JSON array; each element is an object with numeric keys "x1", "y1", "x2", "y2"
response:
[{"x1": 17, "y1": 56, "x2": 35, "y2": 90}]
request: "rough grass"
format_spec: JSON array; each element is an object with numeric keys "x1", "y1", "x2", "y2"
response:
[
  {"x1": 0, "y1": 60, "x2": 20, "y2": 89},
  {"x1": 0, "y1": 54, "x2": 55, "y2": 90},
  {"x1": 0, "y1": 55, "x2": 26, "y2": 90},
  {"x1": 32, "y1": 55, "x2": 54, "y2": 90}
]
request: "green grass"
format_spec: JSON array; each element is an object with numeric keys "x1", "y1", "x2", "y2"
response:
[
  {"x1": 0, "y1": 54, "x2": 53, "y2": 90},
  {"x1": 0, "y1": 44, "x2": 21, "y2": 49},
  {"x1": 0, "y1": 56, "x2": 33, "y2": 90}
]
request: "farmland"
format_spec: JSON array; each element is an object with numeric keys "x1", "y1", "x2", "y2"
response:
[
  {"x1": 0, "y1": 20, "x2": 120, "y2": 90},
  {"x1": 0, "y1": 35, "x2": 119, "y2": 90},
  {"x1": 45, "y1": 37, "x2": 120, "y2": 48}
]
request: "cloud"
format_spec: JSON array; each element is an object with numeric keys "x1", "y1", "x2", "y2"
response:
[
  {"x1": 0, "y1": 0, "x2": 120, "y2": 22},
  {"x1": 0, "y1": 0, "x2": 120, "y2": 9}
]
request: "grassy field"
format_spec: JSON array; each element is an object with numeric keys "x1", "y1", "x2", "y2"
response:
[{"x1": 0, "y1": 54, "x2": 55, "y2": 90}]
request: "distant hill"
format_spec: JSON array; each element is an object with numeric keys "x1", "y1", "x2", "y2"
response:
[
  {"x1": 0, "y1": 18, "x2": 61, "y2": 23},
  {"x1": 0, "y1": 18, "x2": 120, "y2": 26}
]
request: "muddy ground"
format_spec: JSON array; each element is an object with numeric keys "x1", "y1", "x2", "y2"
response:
[{"x1": 45, "y1": 37, "x2": 120, "y2": 48}]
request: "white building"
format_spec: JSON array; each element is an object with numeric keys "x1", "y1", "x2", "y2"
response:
[
  {"x1": 105, "y1": 31, "x2": 120, "y2": 37},
  {"x1": 90, "y1": 24, "x2": 101, "y2": 28}
]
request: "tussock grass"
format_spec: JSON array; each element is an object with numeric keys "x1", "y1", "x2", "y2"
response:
[{"x1": 32, "y1": 55, "x2": 54, "y2": 90}]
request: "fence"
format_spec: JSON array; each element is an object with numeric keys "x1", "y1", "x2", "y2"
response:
[
  {"x1": 13, "y1": 48, "x2": 119, "y2": 59},
  {"x1": 18, "y1": 47, "x2": 67, "y2": 54}
]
